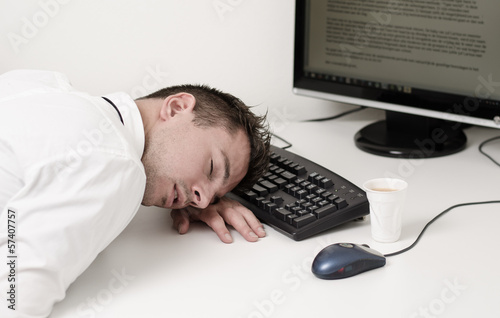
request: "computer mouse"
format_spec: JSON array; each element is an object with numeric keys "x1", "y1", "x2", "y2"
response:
[{"x1": 311, "y1": 243, "x2": 386, "y2": 279}]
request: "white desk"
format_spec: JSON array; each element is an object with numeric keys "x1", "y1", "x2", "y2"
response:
[{"x1": 51, "y1": 108, "x2": 500, "y2": 318}]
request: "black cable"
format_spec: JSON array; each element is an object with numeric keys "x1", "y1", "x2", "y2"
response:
[
  {"x1": 384, "y1": 200, "x2": 500, "y2": 257},
  {"x1": 301, "y1": 106, "x2": 366, "y2": 122},
  {"x1": 271, "y1": 133, "x2": 293, "y2": 149},
  {"x1": 479, "y1": 135, "x2": 500, "y2": 167},
  {"x1": 272, "y1": 106, "x2": 366, "y2": 148}
]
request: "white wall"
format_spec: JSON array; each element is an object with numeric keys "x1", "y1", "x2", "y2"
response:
[{"x1": 0, "y1": 0, "x2": 358, "y2": 135}]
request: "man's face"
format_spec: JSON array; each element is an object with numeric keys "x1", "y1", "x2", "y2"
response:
[{"x1": 140, "y1": 94, "x2": 250, "y2": 210}]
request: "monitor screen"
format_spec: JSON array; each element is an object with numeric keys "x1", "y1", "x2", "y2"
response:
[{"x1": 293, "y1": 0, "x2": 500, "y2": 158}]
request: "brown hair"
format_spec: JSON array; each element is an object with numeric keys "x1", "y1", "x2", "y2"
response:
[{"x1": 139, "y1": 84, "x2": 271, "y2": 190}]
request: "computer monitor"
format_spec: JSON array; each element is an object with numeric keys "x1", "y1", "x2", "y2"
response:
[{"x1": 293, "y1": 0, "x2": 500, "y2": 158}]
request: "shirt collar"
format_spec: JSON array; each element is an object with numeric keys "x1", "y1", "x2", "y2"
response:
[{"x1": 102, "y1": 92, "x2": 145, "y2": 158}]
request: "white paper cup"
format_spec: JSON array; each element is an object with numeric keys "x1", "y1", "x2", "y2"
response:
[{"x1": 363, "y1": 178, "x2": 408, "y2": 243}]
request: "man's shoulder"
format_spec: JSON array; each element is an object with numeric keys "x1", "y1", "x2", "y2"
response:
[{"x1": 0, "y1": 69, "x2": 73, "y2": 96}]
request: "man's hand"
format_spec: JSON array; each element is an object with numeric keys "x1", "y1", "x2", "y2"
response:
[{"x1": 171, "y1": 196, "x2": 266, "y2": 243}]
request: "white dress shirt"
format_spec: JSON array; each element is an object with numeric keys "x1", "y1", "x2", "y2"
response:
[{"x1": 0, "y1": 70, "x2": 146, "y2": 317}]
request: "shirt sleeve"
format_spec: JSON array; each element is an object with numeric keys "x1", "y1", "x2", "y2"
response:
[{"x1": 0, "y1": 149, "x2": 145, "y2": 318}]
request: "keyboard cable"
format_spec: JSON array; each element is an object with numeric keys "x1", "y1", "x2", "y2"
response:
[
  {"x1": 271, "y1": 133, "x2": 293, "y2": 149},
  {"x1": 271, "y1": 106, "x2": 367, "y2": 149},
  {"x1": 301, "y1": 106, "x2": 366, "y2": 122}
]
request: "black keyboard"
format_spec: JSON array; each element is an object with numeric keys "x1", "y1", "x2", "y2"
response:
[{"x1": 227, "y1": 145, "x2": 369, "y2": 241}]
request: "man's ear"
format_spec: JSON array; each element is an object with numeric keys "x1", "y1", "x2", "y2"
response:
[{"x1": 159, "y1": 93, "x2": 196, "y2": 120}]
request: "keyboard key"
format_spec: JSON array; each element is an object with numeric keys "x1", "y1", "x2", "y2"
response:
[
  {"x1": 283, "y1": 159, "x2": 294, "y2": 167},
  {"x1": 267, "y1": 174, "x2": 278, "y2": 182},
  {"x1": 296, "y1": 210, "x2": 309, "y2": 217},
  {"x1": 314, "y1": 175, "x2": 325, "y2": 185},
  {"x1": 277, "y1": 157, "x2": 288, "y2": 167},
  {"x1": 273, "y1": 178, "x2": 287, "y2": 189},
  {"x1": 255, "y1": 196, "x2": 266, "y2": 207},
  {"x1": 259, "y1": 180, "x2": 278, "y2": 193},
  {"x1": 311, "y1": 197, "x2": 323, "y2": 205},
  {"x1": 327, "y1": 194, "x2": 339, "y2": 202},
  {"x1": 260, "y1": 200, "x2": 271, "y2": 209},
  {"x1": 270, "y1": 195, "x2": 284, "y2": 205},
  {"x1": 293, "y1": 165, "x2": 307, "y2": 175},
  {"x1": 313, "y1": 204, "x2": 337, "y2": 218},
  {"x1": 269, "y1": 153, "x2": 280, "y2": 163},
  {"x1": 307, "y1": 205, "x2": 319, "y2": 213},
  {"x1": 296, "y1": 199, "x2": 307, "y2": 207},
  {"x1": 273, "y1": 208, "x2": 291, "y2": 221},
  {"x1": 284, "y1": 184, "x2": 295, "y2": 194},
  {"x1": 320, "y1": 178, "x2": 334, "y2": 188},
  {"x1": 300, "y1": 181, "x2": 311, "y2": 188},
  {"x1": 321, "y1": 191, "x2": 333, "y2": 199},
  {"x1": 308, "y1": 172, "x2": 319, "y2": 182},
  {"x1": 275, "y1": 168, "x2": 285, "y2": 175},
  {"x1": 334, "y1": 198, "x2": 348, "y2": 209},
  {"x1": 301, "y1": 202, "x2": 313, "y2": 211},
  {"x1": 294, "y1": 189, "x2": 308, "y2": 199},
  {"x1": 293, "y1": 213, "x2": 316, "y2": 228},
  {"x1": 291, "y1": 206, "x2": 302, "y2": 214},
  {"x1": 265, "y1": 202, "x2": 278, "y2": 213},
  {"x1": 294, "y1": 178, "x2": 305, "y2": 185},
  {"x1": 280, "y1": 171, "x2": 297, "y2": 182},
  {"x1": 306, "y1": 184, "x2": 318, "y2": 194},
  {"x1": 287, "y1": 214, "x2": 298, "y2": 225},
  {"x1": 290, "y1": 186, "x2": 302, "y2": 196},
  {"x1": 315, "y1": 188, "x2": 326, "y2": 196},
  {"x1": 305, "y1": 194, "x2": 317, "y2": 202},
  {"x1": 318, "y1": 200, "x2": 330, "y2": 207},
  {"x1": 285, "y1": 202, "x2": 295, "y2": 210},
  {"x1": 242, "y1": 190, "x2": 257, "y2": 201},
  {"x1": 252, "y1": 184, "x2": 268, "y2": 196}
]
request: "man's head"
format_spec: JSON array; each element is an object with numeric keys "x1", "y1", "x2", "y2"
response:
[{"x1": 137, "y1": 84, "x2": 270, "y2": 209}]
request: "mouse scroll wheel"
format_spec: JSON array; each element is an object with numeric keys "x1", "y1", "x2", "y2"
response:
[
  {"x1": 361, "y1": 244, "x2": 370, "y2": 248},
  {"x1": 339, "y1": 243, "x2": 354, "y2": 248}
]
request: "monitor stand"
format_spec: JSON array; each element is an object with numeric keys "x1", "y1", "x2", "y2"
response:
[{"x1": 354, "y1": 111, "x2": 467, "y2": 158}]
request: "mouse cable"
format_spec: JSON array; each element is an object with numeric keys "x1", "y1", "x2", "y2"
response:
[
  {"x1": 479, "y1": 135, "x2": 500, "y2": 167},
  {"x1": 301, "y1": 106, "x2": 366, "y2": 122},
  {"x1": 384, "y1": 200, "x2": 500, "y2": 258}
]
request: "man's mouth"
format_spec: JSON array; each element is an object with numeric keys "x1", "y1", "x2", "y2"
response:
[
  {"x1": 168, "y1": 184, "x2": 191, "y2": 209},
  {"x1": 172, "y1": 184, "x2": 183, "y2": 207},
  {"x1": 164, "y1": 185, "x2": 179, "y2": 209}
]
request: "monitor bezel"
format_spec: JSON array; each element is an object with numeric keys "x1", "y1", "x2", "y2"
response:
[{"x1": 293, "y1": 0, "x2": 500, "y2": 130}]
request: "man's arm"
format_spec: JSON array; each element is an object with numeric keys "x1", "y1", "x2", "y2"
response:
[
  {"x1": 0, "y1": 153, "x2": 144, "y2": 318},
  {"x1": 170, "y1": 196, "x2": 266, "y2": 243}
]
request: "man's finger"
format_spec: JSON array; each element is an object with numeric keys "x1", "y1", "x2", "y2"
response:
[
  {"x1": 171, "y1": 209, "x2": 190, "y2": 234},
  {"x1": 241, "y1": 209, "x2": 266, "y2": 238},
  {"x1": 218, "y1": 197, "x2": 266, "y2": 242},
  {"x1": 222, "y1": 207, "x2": 264, "y2": 242},
  {"x1": 198, "y1": 209, "x2": 233, "y2": 244}
]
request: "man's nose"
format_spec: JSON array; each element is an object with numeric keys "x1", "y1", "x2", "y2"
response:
[{"x1": 190, "y1": 184, "x2": 214, "y2": 209}]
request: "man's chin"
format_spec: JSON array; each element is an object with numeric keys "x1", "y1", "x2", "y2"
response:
[{"x1": 140, "y1": 196, "x2": 157, "y2": 207}]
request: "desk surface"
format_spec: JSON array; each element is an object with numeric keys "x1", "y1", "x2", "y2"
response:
[{"x1": 51, "y1": 108, "x2": 500, "y2": 318}]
